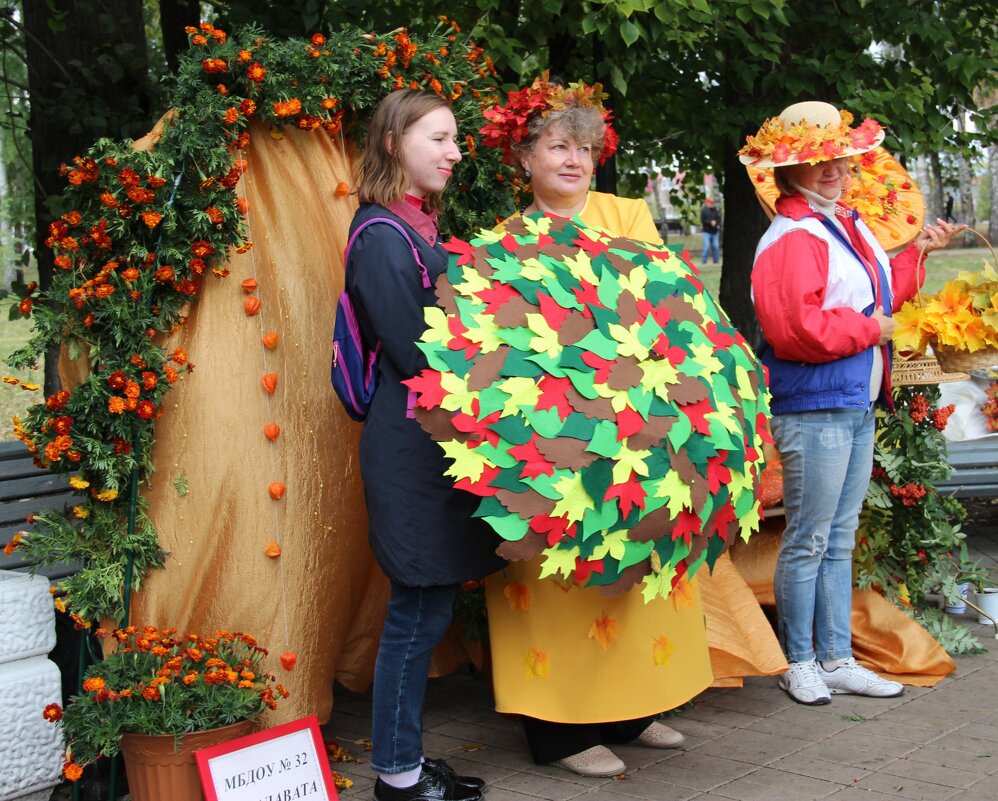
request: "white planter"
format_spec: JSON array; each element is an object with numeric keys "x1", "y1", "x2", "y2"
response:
[
  {"x1": 943, "y1": 581, "x2": 970, "y2": 614},
  {"x1": 975, "y1": 587, "x2": 998, "y2": 626},
  {"x1": 0, "y1": 573, "x2": 63, "y2": 801}
]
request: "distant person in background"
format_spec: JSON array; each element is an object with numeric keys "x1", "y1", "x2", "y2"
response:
[
  {"x1": 944, "y1": 193, "x2": 956, "y2": 223},
  {"x1": 700, "y1": 196, "x2": 721, "y2": 264}
]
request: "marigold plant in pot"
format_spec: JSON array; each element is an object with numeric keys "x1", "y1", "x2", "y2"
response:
[{"x1": 46, "y1": 625, "x2": 288, "y2": 798}]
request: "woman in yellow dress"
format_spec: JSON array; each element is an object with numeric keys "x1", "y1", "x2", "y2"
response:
[{"x1": 479, "y1": 76, "x2": 713, "y2": 778}]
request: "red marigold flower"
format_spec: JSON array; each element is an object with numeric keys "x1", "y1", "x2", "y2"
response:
[
  {"x1": 311, "y1": 32, "x2": 326, "y2": 46},
  {"x1": 136, "y1": 400, "x2": 156, "y2": 419},
  {"x1": 172, "y1": 348, "x2": 188, "y2": 365},
  {"x1": 18, "y1": 298, "x2": 32, "y2": 315},
  {"x1": 42, "y1": 703, "x2": 62, "y2": 722},
  {"x1": 141, "y1": 371, "x2": 157, "y2": 390},
  {"x1": 107, "y1": 370, "x2": 127, "y2": 390},
  {"x1": 118, "y1": 168, "x2": 140, "y2": 187},
  {"x1": 112, "y1": 437, "x2": 131, "y2": 455},
  {"x1": 46, "y1": 390, "x2": 71, "y2": 411},
  {"x1": 191, "y1": 240, "x2": 215, "y2": 258}
]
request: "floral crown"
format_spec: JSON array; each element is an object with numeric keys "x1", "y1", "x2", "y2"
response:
[
  {"x1": 480, "y1": 71, "x2": 620, "y2": 166},
  {"x1": 739, "y1": 108, "x2": 884, "y2": 167}
]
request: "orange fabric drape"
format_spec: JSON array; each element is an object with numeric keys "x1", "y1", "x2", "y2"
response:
[{"x1": 129, "y1": 120, "x2": 389, "y2": 725}]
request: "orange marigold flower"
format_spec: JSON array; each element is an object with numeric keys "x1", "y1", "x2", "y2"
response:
[
  {"x1": 182, "y1": 672, "x2": 199, "y2": 685},
  {"x1": 235, "y1": 131, "x2": 251, "y2": 149},
  {"x1": 141, "y1": 210, "x2": 163, "y2": 228},
  {"x1": 94, "y1": 284, "x2": 114, "y2": 298},
  {"x1": 64, "y1": 763, "x2": 83, "y2": 782},
  {"x1": 119, "y1": 168, "x2": 140, "y2": 186},
  {"x1": 3, "y1": 531, "x2": 24, "y2": 558},
  {"x1": 192, "y1": 34, "x2": 207, "y2": 45},
  {"x1": 217, "y1": 83, "x2": 228, "y2": 95},
  {"x1": 108, "y1": 396, "x2": 126, "y2": 414},
  {"x1": 201, "y1": 57, "x2": 228, "y2": 74},
  {"x1": 141, "y1": 371, "x2": 157, "y2": 390},
  {"x1": 206, "y1": 206, "x2": 224, "y2": 224},
  {"x1": 124, "y1": 380, "x2": 140, "y2": 399},
  {"x1": 53, "y1": 596, "x2": 66, "y2": 612},
  {"x1": 82, "y1": 677, "x2": 105, "y2": 692},
  {"x1": 238, "y1": 49, "x2": 253, "y2": 62},
  {"x1": 247, "y1": 62, "x2": 267, "y2": 82},
  {"x1": 141, "y1": 685, "x2": 161, "y2": 701},
  {"x1": 122, "y1": 267, "x2": 139, "y2": 282},
  {"x1": 321, "y1": 97, "x2": 338, "y2": 110},
  {"x1": 54, "y1": 254, "x2": 73, "y2": 269},
  {"x1": 154, "y1": 265, "x2": 174, "y2": 282},
  {"x1": 172, "y1": 348, "x2": 188, "y2": 365},
  {"x1": 239, "y1": 98, "x2": 257, "y2": 115},
  {"x1": 311, "y1": 32, "x2": 326, "y2": 46},
  {"x1": 222, "y1": 107, "x2": 239, "y2": 125},
  {"x1": 191, "y1": 240, "x2": 214, "y2": 258},
  {"x1": 127, "y1": 186, "x2": 155, "y2": 204},
  {"x1": 273, "y1": 97, "x2": 303, "y2": 118}
]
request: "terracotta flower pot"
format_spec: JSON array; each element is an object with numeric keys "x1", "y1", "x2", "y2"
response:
[{"x1": 119, "y1": 720, "x2": 254, "y2": 801}]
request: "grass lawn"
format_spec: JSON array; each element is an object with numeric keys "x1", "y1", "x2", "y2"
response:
[{"x1": 1, "y1": 237, "x2": 993, "y2": 442}]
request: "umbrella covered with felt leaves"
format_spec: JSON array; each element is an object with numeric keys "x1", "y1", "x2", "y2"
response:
[{"x1": 405, "y1": 214, "x2": 771, "y2": 602}]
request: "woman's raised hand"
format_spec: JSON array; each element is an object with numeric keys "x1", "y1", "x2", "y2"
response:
[{"x1": 914, "y1": 218, "x2": 968, "y2": 255}]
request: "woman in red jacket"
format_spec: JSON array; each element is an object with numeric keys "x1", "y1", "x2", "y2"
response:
[{"x1": 740, "y1": 101, "x2": 964, "y2": 706}]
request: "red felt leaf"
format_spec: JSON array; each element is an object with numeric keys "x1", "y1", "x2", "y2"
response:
[
  {"x1": 509, "y1": 435, "x2": 556, "y2": 478},
  {"x1": 528, "y1": 513, "x2": 577, "y2": 546},
  {"x1": 442, "y1": 236, "x2": 475, "y2": 265},
  {"x1": 535, "y1": 375, "x2": 574, "y2": 421},
  {"x1": 536, "y1": 291, "x2": 570, "y2": 330},
  {"x1": 706, "y1": 452, "x2": 731, "y2": 495},
  {"x1": 704, "y1": 321, "x2": 736, "y2": 348},
  {"x1": 476, "y1": 281, "x2": 520, "y2": 314},
  {"x1": 402, "y1": 369, "x2": 447, "y2": 410},
  {"x1": 573, "y1": 557, "x2": 605, "y2": 584},
  {"x1": 671, "y1": 508, "x2": 701, "y2": 549},
  {"x1": 652, "y1": 335, "x2": 686, "y2": 366},
  {"x1": 572, "y1": 279, "x2": 604, "y2": 317},
  {"x1": 756, "y1": 413, "x2": 774, "y2": 443},
  {"x1": 604, "y1": 474, "x2": 647, "y2": 517},
  {"x1": 615, "y1": 406, "x2": 645, "y2": 440},
  {"x1": 500, "y1": 233, "x2": 520, "y2": 252},
  {"x1": 454, "y1": 464, "x2": 501, "y2": 496},
  {"x1": 711, "y1": 501, "x2": 738, "y2": 541},
  {"x1": 681, "y1": 397, "x2": 714, "y2": 435},
  {"x1": 452, "y1": 409, "x2": 502, "y2": 446},
  {"x1": 575, "y1": 232, "x2": 610, "y2": 257},
  {"x1": 581, "y1": 351, "x2": 615, "y2": 384}
]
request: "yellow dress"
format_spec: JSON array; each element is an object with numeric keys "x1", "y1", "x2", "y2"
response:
[{"x1": 485, "y1": 191, "x2": 714, "y2": 723}]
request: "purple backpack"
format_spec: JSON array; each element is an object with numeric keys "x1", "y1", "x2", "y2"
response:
[{"x1": 331, "y1": 217, "x2": 430, "y2": 421}]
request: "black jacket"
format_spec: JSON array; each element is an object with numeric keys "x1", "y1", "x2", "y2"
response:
[{"x1": 701, "y1": 205, "x2": 721, "y2": 233}]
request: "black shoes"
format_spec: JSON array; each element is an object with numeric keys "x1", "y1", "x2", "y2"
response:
[{"x1": 372, "y1": 761, "x2": 484, "y2": 801}]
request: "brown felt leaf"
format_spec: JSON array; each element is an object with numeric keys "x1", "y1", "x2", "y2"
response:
[
  {"x1": 629, "y1": 506, "x2": 675, "y2": 543},
  {"x1": 686, "y1": 529, "x2": 710, "y2": 565},
  {"x1": 543, "y1": 243, "x2": 582, "y2": 261},
  {"x1": 627, "y1": 415, "x2": 675, "y2": 451},
  {"x1": 565, "y1": 385, "x2": 615, "y2": 420},
  {"x1": 415, "y1": 405, "x2": 465, "y2": 443},
  {"x1": 689, "y1": 473, "x2": 709, "y2": 512},
  {"x1": 434, "y1": 274, "x2": 459, "y2": 315},
  {"x1": 557, "y1": 310, "x2": 595, "y2": 346},
  {"x1": 495, "y1": 488, "x2": 557, "y2": 519},
  {"x1": 503, "y1": 217, "x2": 528, "y2": 236},
  {"x1": 534, "y1": 436, "x2": 599, "y2": 471},
  {"x1": 597, "y1": 561, "x2": 649, "y2": 597},
  {"x1": 669, "y1": 448, "x2": 698, "y2": 485},
  {"x1": 668, "y1": 374, "x2": 710, "y2": 406},
  {"x1": 659, "y1": 295, "x2": 703, "y2": 325},
  {"x1": 616, "y1": 290, "x2": 641, "y2": 327},
  {"x1": 467, "y1": 346, "x2": 509, "y2": 391},
  {"x1": 607, "y1": 355, "x2": 643, "y2": 390},
  {"x1": 493, "y1": 295, "x2": 539, "y2": 328},
  {"x1": 606, "y1": 251, "x2": 635, "y2": 276},
  {"x1": 496, "y1": 529, "x2": 548, "y2": 561}
]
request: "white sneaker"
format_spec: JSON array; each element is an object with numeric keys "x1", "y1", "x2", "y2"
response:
[
  {"x1": 817, "y1": 658, "x2": 904, "y2": 698},
  {"x1": 779, "y1": 659, "x2": 831, "y2": 705}
]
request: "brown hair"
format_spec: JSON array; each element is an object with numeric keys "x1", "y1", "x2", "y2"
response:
[
  {"x1": 772, "y1": 166, "x2": 798, "y2": 198},
  {"x1": 510, "y1": 104, "x2": 606, "y2": 178},
  {"x1": 358, "y1": 90, "x2": 454, "y2": 211}
]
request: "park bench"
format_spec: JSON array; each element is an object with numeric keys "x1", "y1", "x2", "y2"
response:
[{"x1": 936, "y1": 438, "x2": 998, "y2": 498}]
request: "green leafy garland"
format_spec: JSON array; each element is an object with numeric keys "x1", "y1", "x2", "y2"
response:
[
  {"x1": 4, "y1": 21, "x2": 513, "y2": 625},
  {"x1": 855, "y1": 384, "x2": 988, "y2": 653}
]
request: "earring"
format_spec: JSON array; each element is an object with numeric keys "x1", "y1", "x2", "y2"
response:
[{"x1": 524, "y1": 169, "x2": 531, "y2": 180}]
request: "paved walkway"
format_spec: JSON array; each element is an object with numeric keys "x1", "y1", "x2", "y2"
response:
[{"x1": 325, "y1": 521, "x2": 998, "y2": 801}]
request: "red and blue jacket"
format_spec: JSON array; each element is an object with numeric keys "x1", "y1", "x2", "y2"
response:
[{"x1": 751, "y1": 195, "x2": 923, "y2": 415}]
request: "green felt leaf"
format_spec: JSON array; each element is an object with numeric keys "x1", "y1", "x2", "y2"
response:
[
  {"x1": 483, "y1": 514, "x2": 530, "y2": 541},
  {"x1": 586, "y1": 420, "x2": 623, "y2": 458},
  {"x1": 557, "y1": 412, "x2": 598, "y2": 440},
  {"x1": 581, "y1": 459, "x2": 614, "y2": 508},
  {"x1": 489, "y1": 414, "x2": 534, "y2": 445},
  {"x1": 573, "y1": 328, "x2": 620, "y2": 360},
  {"x1": 522, "y1": 406, "x2": 568, "y2": 438}
]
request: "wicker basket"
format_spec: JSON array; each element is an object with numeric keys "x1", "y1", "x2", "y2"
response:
[
  {"x1": 931, "y1": 340, "x2": 998, "y2": 374},
  {"x1": 892, "y1": 352, "x2": 968, "y2": 386}
]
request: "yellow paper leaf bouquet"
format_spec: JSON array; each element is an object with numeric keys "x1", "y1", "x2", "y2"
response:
[{"x1": 893, "y1": 262, "x2": 998, "y2": 359}]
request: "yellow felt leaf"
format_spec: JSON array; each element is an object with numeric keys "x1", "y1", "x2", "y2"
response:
[
  {"x1": 688, "y1": 292, "x2": 709, "y2": 316},
  {"x1": 439, "y1": 440, "x2": 492, "y2": 482},
  {"x1": 688, "y1": 341, "x2": 722, "y2": 374},
  {"x1": 498, "y1": 376, "x2": 542, "y2": 417},
  {"x1": 550, "y1": 472, "x2": 596, "y2": 522},
  {"x1": 465, "y1": 312, "x2": 504, "y2": 353},
  {"x1": 607, "y1": 321, "x2": 650, "y2": 360},
  {"x1": 439, "y1": 371, "x2": 478, "y2": 415},
  {"x1": 522, "y1": 214, "x2": 553, "y2": 237},
  {"x1": 539, "y1": 545, "x2": 580, "y2": 579},
  {"x1": 641, "y1": 358, "x2": 679, "y2": 395},
  {"x1": 641, "y1": 564, "x2": 676, "y2": 604},
  {"x1": 562, "y1": 250, "x2": 598, "y2": 284},
  {"x1": 739, "y1": 505, "x2": 761, "y2": 542},
  {"x1": 588, "y1": 613, "x2": 619, "y2": 651},
  {"x1": 520, "y1": 257, "x2": 556, "y2": 282},
  {"x1": 707, "y1": 402, "x2": 740, "y2": 435},
  {"x1": 617, "y1": 268, "x2": 647, "y2": 298},
  {"x1": 651, "y1": 471, "x2": 692, "y2": 518},
  {"x1": 422, "y1": 307, "x2": 452, "y2": 346},
  {"x1": 590, "y1": 529, "x2": 630, "y2": 561},
  {"x1": 525, "y1": 313, "x2": 563, "y2": 358},
  {"x1": 611, "y1": 446, "x2": 652, "y2": 484},
  {"x1": 454, "y1": 265, "x2": 493, "y2": 296}
]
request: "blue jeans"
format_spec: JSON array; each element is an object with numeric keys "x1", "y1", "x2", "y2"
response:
[
  {"x1": 771, "y1": 406, "x2": 875, "y2": 663},
  {"x1": 702, "y1": 232, "x2": 719, "y2": 264},
  {"x1": 371, "y1": 581, "x2": 458, "y2": 774}
]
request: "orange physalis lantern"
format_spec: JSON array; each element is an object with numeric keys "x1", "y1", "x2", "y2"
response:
[
  {"x1": 268, "y1": 482, "x2": 286, "y2": 500},
  {"x1": 262, "y1": 331, "x2": 280, "y2": 349},
  {"x1": 263, "y1": 423, "x2": 281, "y2": 441},
  {"x1": 244, "y1": 296, "x2": 261, "y2": 316},
  {"x1": 334, "y1": 181, "x2": 350, "y2": 197},
  {"x1": 241, "y1": 277, "x2": 258, "y2": 293},
  {"x1": 280, "y1": 652, "x2": 297, "y2": 671},
  {"x1": 264, "y1": 540, "x2": 282, "y2": 558},
  {"x1": 261, "y1": 373, "x2": 278, "y2": 393}
]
